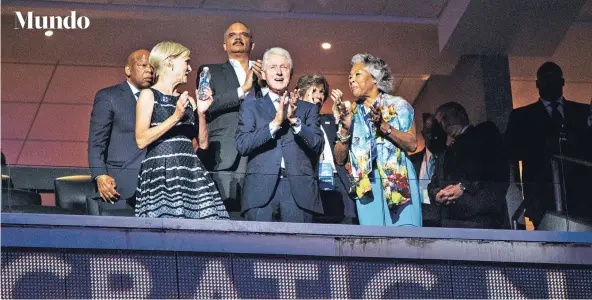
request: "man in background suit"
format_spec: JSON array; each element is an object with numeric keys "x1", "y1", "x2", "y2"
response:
[
  {"x1": 588, "y1": 99, "x2": 592, "y2": 128},
  {"x1": 428, "y1": 102, "x2": 508, "y2": 229},
  {"x1": 505, "y1": 62, "x2": 591, "y2": 227},
  {"x1": 88, "y1": 49, "x2": 153, "y2": 214},
  {"x1": 197, "y1": 22, "x2": 264, "y2": 215},
  {"x1": 236, "y1": 47, "x2": 325, "y2": 222},
  {"x1": 296, "y1": 74, "x2": 356, "y2": 224}
]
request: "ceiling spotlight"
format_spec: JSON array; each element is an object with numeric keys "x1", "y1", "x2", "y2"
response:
[
  {"x1": 321, "y1": 42, "x2": 331, "y2": 50},
  {"x1": 44, "y1": 30, "x2": 54, "y2": 37},
  {"x1": 421, "y1": 74, "x2": 431, "y2": 81}
]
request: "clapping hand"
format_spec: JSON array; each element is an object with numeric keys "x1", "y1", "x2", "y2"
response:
[
  {"x1": 252, "y1": 59, "x2": 262, "y2": 79},
  {"x1": 368, "y1": 102, "x2": 384, "y2": 125},
  {"x1": 272, "y1": 91, "x2": 289, "y2": 127},
  {"x1": 332, "y1": 89, "x2": 352, "y2": 130},
  {"x1": 241, "y1": 60, "x2": 263, "y2": 94},
  {"x1": 174, "y1": 91, "x2": 190, "y2": 120},
  {"x1": 331, "y1": 89, "x2": 344, "y2": 119},
  {"x1": 286, "y1": 90, "x2": 299, "y2": 124}
]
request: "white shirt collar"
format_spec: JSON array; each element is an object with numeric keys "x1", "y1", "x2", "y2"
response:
[
  {"x1": 229, "y1": 59, "x2": 252, "y2": 70},
  {"x1": 268, "y1": 90, "x2": 281, "y2": 102},
  {"x1": 540, "y1": 96, "x2": 564, "y2": 107},
  {"x1": 540, "y1": 96, "x2": 565, "y2": 117},
  {"x1": 126, "y1": 80, "x2": 141, "y2": 99},
  {"x1": 460, "y1": 125, "x2": 470, "y2": 135}
]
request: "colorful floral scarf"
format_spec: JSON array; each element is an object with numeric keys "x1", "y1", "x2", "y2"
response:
[{"x1": 345, "y1": 93, "x2": 414, "y2": 210}]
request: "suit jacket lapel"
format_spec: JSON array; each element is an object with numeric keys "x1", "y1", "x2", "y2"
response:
[
  {"x1": 254, "y1": 81, "x2": 263, "y2": 98},
  {"x1": 222, "y1": 61, "x2": 241, "y2": 88},
  {"x1": 119, "y1": 81, "x2": 136, "y2": 108},
  {"x1": 535, "y1": 100, "x2": 552, "y2": 122},
  {"x1": 118, "y1": 81, "x2": 143, "y2": 154},
  {"x1": 563, "y1": 99, "x2": 579, "y2": 121},
  {"x1": 324, "y1": 115, "x2": 340, "y2": 157},
  {"x1": 534, "y1": 100, "x2": 556, "y2": 132},
  {"x1": 321, "y1": 114, "x2": 336, "y2": 145},
  {"x1": 320, "y1": 114, "x2": 335, "y2": 130},
  {"x1": 262, "y1": 94, "x2": 277, "y2": 120}
]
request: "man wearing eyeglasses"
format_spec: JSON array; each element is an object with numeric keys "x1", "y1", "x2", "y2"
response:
[
  {"x1": 196, "y1": 22, "x2": 265, "y2": 218},
  {"x1": 236, "y1": 47, "x2": 325, "y2": 222}
]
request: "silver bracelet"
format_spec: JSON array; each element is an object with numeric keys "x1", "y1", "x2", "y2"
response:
[
  {"x1": 336, "y1": 124, "x2": 351, "y2": 143},
  {"x1": 336, "y1": 132, "x2": 351, "y2": 143}
]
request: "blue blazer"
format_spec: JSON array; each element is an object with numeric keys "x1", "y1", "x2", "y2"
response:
[
  {"x1": 236, "y1": 94, "x2": 325, "y2": 213},
  {"x1": 88, "y1": 81, "x2": 146, "y2": 201}
]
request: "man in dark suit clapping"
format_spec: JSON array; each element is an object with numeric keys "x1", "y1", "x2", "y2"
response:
[
  {"x1": 196, "y1": 22, "x2": 264, "y2": 216},
  {"x1": 88, "y1": 49, "x2": 153, "y2": 214},
  {"x1": 236, "y1": 48, "x2": 325, "y2": 222}
]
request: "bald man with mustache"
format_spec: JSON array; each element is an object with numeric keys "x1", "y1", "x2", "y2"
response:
[
  {"x1": 197, "y1": 22, "x2": 264, "y2": 217},
  {"x1": 88, "y1": 49, "x2": 153, "y2": 215}
]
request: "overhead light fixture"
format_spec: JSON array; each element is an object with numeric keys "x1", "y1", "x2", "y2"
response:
[
  {"x1": 321, "y1": 42, "x2": 331, "y2": 50},
  {"x1": 421, "y1": 74, "x2": 430, "y2": 81},
  {"x1": 44, "y1": 30, "x2": 54, "y2": 37}
]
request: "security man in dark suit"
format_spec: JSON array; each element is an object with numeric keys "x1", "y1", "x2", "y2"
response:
[
  {"x1": 505, "y1": 62, "x2": 591, "y2": 226},
  {"x1": 88, "y1": 49, "x2": 153, "y2": 214},
  {"x1": 197, "y1": 22, "x2": 264, "y2": 216}
]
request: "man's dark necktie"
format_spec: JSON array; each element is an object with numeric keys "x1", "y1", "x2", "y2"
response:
[
  {"x1": 550, "y1": 101, "x2": 564, "y2": 133},
  {"x1": 135, "y1": 91, "x2": 141, "y2": 98}
]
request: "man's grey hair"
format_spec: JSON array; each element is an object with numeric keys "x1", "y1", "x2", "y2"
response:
[
  {"x1": 262, "y1": 47, "x2": 293, "y2": 71},
  {"x1": 351, "y1": 53, "x2": 393, "y2": 94}
]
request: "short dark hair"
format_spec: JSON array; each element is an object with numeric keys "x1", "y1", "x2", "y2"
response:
[
  {"x1": 537, "y1": 62, "x2": 563, "y2": 79},
  {"x1": 223, "y1": 22, "x2": 251, "y2": 41},
  {"x1": 436, "y1": 102, "x2": 469, "y2": 127},
  {"x1": 296, "y1": 74, "x2": 329, "y2": 101},
  {"x1": 421, "y1": 112, "x2": 433, "y2": 125}
]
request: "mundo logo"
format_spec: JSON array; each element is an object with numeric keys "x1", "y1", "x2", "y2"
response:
[{"x1": 14, "y1": 11, "x2": 90, "y2": 30}]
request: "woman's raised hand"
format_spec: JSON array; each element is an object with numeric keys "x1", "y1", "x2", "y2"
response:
[
  {"x1": 174, "y1": 91, "x2": 190, "y2": 120},
  {"x1": 195, "y1": 88, "x2": 213, "y2": 114}
]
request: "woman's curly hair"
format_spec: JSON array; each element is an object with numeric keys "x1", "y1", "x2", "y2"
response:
[{"x1": 351, "y1": 53, "x2": 394, "y2": 94}]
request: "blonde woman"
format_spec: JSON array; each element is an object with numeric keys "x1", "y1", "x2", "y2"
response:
[{"x1": 135, "y1": 41, "x2": 229, "y2": 219}]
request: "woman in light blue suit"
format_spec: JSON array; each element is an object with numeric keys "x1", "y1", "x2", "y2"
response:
[{"x1": 333, "y1": 53, "x2": 422, "y2": 227}]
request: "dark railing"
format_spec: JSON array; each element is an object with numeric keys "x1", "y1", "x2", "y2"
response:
[{"x1": 1, "y1": 160, "x2": 591, "y2": 231}]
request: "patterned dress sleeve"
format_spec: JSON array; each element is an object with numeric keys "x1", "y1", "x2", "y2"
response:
[{"x1": 388, "y1": 96, "x2": 414, "y2": 133}]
